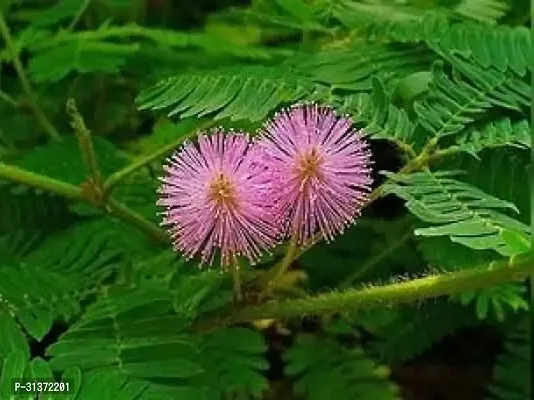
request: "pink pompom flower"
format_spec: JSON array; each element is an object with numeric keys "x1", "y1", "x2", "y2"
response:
[
  {"x1": 157, "y1": 130, "x2": 281, "y2": 267},
  {"x1": 256, "y1": 103, "x2": 373, "y2": 245}
]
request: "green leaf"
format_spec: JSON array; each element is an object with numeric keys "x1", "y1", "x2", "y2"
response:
[
  {"x1": 30, "y1": 0, "x2": 83, "y2": 28},
  {"x1": 459, "y1": 284, "x2": 528, "y2": 321},
  {"x1": 0, "y1": 310, "x2": 29, "y2": 361},
  {"x1": 0, "y1": 222, "x2": 121, "y2": 340},
  {"x1": 453, "y1": 0, "x2": 509, "y2": 24},
  {"x1": 75, "y1": 369, "x2": 149, "y2": 400},
  {"x1": 383, "y1": 170, "x2": 529, "y2": 256},
  {"x1": 455, "y1": 118, "x2": 530, "y2": 156},
  {"x1": 29, "y1": 40, "x2": 138, "y2": 83},
  {"x1": 357, "y1": 300, "x2": 479, "y2": 363},
  {"x1": 0, "y1": 351, "x2": 28, "y2": 400},
  {"x1": 26, "y1": 357, "x2": 54, "y2": 400},
  {"x1": 276, "y1": 0, "x2": 316, "y2": 23},
  {"x1": 47, "y1": 285, "x2": 202, "y2": 395},
  {"x1": 442, "y1": 149, "x2": 530, "y2": 224},
  {"x1": 194, "y1": 328, "x2": 269, "y2": 399},
  {"x1": 285, "y1": 335, "x2": 400, "y2": 400},
  {"x1": 485, "y1": 316, "x2": 530, "y2": 400},
  {"x1": 61, "y1": 367, "x2": 82, "y2": 400},
  {"x1": 290, "y1": 45, "x2": 433, "y2": 92},
  {"x1": 0, "y1": 183, "x2": 71, "y2": 236},
  {"x1": 500, "y1": 229, "x2": 531, "y2": 256},
  {"x1": 136, "y1": 65, "x2": 323, "y2": 122},
  {"x1": 414, "y1": 61, "x2": 528, "y2": 141},
  {"x1": 432, "y1": 24, "x2": 531, "y2": 76},
  {"x1": 340, "y1": 78, "x2": 416, "y2": 151}
]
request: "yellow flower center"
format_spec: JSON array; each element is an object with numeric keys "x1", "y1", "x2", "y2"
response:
[
  {"x1": 209, "y1": 173, "x2": 236, "y2": 207},
  {"x1": 296, "y1": 147, "x2": 323, "y2": 183}
]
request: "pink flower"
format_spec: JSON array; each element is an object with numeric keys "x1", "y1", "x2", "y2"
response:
[
  {"x1": 256, "y1": 104, "x2": 373, "y2": 245},
  {"x1": 157, "y1": 130, "x2": 281, "y2": 267}
]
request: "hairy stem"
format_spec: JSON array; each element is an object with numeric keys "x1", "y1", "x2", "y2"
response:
[
  {"x1": 192, "y1": 253, "x2": 534, "y2": 331},
  {"x1": 67, "y1": 99, "x2": 103, "y2": 189},
  {"x1": 103, "y1": 121, "x2": 214, "y2": 194},
  {"x1": 0, "y1": 13, "x2": 61, "y2": 142}
]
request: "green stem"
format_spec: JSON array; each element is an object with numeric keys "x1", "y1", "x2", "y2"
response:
[
  {"x1": 339, "y1": 228, "x2": 412, "y2": 289},
  {"x1": 0, "y1": 89, "x2": 18, "y2": 108},
  {"x1": 230, "y1": 262, "x2": 243, "y2": 302},
  {"x1": 0, "y1": 13, "x2": 61, "y2": 142},
  {"x1": 0, "y1": 162, "x2": 169, "y2": 245},
  {"x1": 192, "y1": 253, "x2": 534, "y2": 332},
  {"x1": 0, "y1": 162, "x2": 84, "y2": 200},
  {"x1": 529, "y1": 6, "x2": 534, "y2": 363},
  {"x1": 258, "y1": 238, "x2": 299, "y2": 290},
  {"x1": 67, "y1": 0, "x2": 92, "y2": 31},
  {"x1": 106, "y1": 197, "x2": 169, "y2": 244},
  {"x1": 103, "y1": 121, "x2": 213, "y2": 194},
  {"x1": 67, "y1": 99, "x2": 103, "y2": 188}
]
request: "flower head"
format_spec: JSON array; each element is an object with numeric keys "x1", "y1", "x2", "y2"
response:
[
  {"x1": 157, "y1": 130, "x2": 281, "y2": 267},
  {"x1": 256, "y1": 103, "x2": 373, "y2": 244}
]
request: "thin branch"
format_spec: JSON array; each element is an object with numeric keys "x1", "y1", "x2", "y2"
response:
[
  {"x1": 0, "y1": 162, "x2": 169, "y2": 245},
  {"x1": 67, "y1": 99, "x2": 102, "y2": 189},
  {"x1": 0, "y1": 89, "x2": 18, "y2": 108},
  {"x1": 103, "y1": 121, "x2": 214, "y2": 194},
  {"x1": 0, "y1": 162, "x2": 84, "y2": 200},
  {"x1": 106, "y1": 197, "x2": 169, "y2": 244},
  {"x1": 191, "y1": 253, "x2": 534, "y2": 332},
  {"x1": 67, "y1": 0, "x2": 92, "y2": 31},
  {"x1": 0, "y1": 12, "x2": 61, "y2": 142},
  {"x1": 257, "y1": 238, "x2": 299, "y2": 290}
]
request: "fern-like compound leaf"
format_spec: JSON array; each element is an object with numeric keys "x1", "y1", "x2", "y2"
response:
[
  {"x1": 432, "y1": 24, "x2": 531, "y2": 76},
  {"x1": 47, "y1": 282, "x2": 267, "y2": 399},
  {"x1": 193, "y1": 328, "x2": 269, "y2": 399},
  {"x1": 340, "y1": 78, "x2": 416, "y2": 151},
  {"x1": 0, "y1": 353, "x2": 155, "y2": 400},
  {"x1": 0, "y1": 223, "x2": 121, "y2": 342},
  {"x1": 455, "y1": 118, "x2": 530, "y2": 157},
  {"x1": 136, "y1": 66, "x2": 323, "y2": 122},
  {"x1": 485, "y1": 316, "x2": 530, "y2": 400},
  {"x1": 383, "y1": 170, "x2": 529, "y2": 256},
  {"x1": 47, "y1": 286, "x2": 203, "y2": 396},
  {"x1": 453, "y1": 0, "x2": 509, "y2": 24},
  {"x1": 413, "y1": 61, "x2": 528, "y2": 141},
  {"x1": 290, "y1": 45, "x2": 434, "y2": 92},
  {"x1": 0, "y1": 183, "x2": 71, "y2": 236},
  {"x1": 358, "y1": 16, "x2": 531, "y2": 77},
  {"x1": 29, "y1": 40, "x2": 138, "y2": 83},
  {"x1": 357, "y1": 300, "x2": 479, "y2": 364},
  {"x1": 285, "y1": 335, "x2": 400, "y2": 400},
  {"x1": 0, "y1": 310, "x2": 30, "y2": 361}
]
